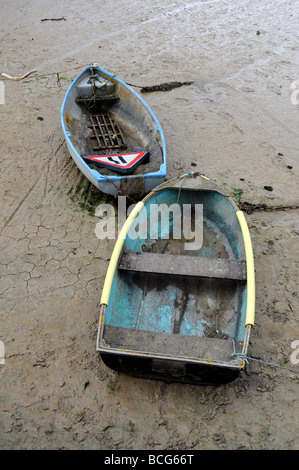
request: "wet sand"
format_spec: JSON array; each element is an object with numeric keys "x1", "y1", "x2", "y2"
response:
[{"x1": 1, "y1": 0, "x2": 298, "y2": 450}]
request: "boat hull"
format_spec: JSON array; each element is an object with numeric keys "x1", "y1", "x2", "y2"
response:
[
  {"x1": 101, "y1": 352, "x2": 240, "y2": 385},
  {"x1": 61, "y1": 64, "x2": 166, "y2": 197},
  {"x1": 97, "y1": 174, "x2": 255, "y2": 384}
]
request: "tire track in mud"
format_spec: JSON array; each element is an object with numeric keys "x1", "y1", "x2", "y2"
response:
[
  {"x1": 35, "y1": 0, "x2": 231, "y2": 72},
  {"x1": 0, "y1": 138, "x2": 78, "y2": 233},
  {"x1": 1, "y1": 173, "x2": 44, "y2": 233}
]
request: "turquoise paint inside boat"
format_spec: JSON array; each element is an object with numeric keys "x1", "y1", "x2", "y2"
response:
[{"x1": 104, "y1": 187, "x2": 247, "y2": 343}]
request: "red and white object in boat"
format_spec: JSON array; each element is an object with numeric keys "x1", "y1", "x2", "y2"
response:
[{"x1": 82, "y1": 151, "x2": 149, "y2": 174}]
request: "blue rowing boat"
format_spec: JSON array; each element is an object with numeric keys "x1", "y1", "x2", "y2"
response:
[
  {"x1": 97, "y1": 173, "x2": 255, "y2": 384},
  {"x1": 61, "y1": 63, "x2": 166, "y2": 197}
]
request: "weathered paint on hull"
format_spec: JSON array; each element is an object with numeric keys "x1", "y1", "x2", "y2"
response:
[
  {"x1": 61, "y1": 64, "x2": 166, "y2": 197},
  {"x1": 97, "y1": 172, "x2": 255, "y2": 384},
  {"x1": 101, "y1": 352, "x2": 241, "y2": 385}
]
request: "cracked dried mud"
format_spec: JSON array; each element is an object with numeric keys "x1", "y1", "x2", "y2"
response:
[{"x1": 0, "y1": 0, "x2": 298, "y2": 450}]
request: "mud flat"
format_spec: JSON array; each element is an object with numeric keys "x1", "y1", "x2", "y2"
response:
[{"x1": 0, "y1": 0, "x2": 298, "y2": 450}]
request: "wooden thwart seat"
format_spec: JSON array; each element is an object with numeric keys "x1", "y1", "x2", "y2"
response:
[
  {"x1": 118, "y1": 251, "x2": 246, "y2": 281},
  {"x1": 75, "y1": 95, "x2": 119, "y2": 103},
  {"x1": 103, "y1": 325, "x2": 237, "y2": 363}
]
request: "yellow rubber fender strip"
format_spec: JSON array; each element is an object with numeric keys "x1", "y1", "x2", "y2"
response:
[
  {"x1": 100, "y1": 201, "x2": 145, "y2": 305},
  {"x1": 236, "y1": 210, "x2": 255, "y2": 326}
]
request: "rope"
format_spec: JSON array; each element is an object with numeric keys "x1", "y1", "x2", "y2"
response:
[
  {"x1": 232, "y1": 353, "x2": 299, "y2": 375},
  {"x1": 179, "y1": 171, "x2": 193, "y2": 180}
]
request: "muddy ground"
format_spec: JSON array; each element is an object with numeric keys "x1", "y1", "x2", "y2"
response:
[{"x1": 0, "y1": 0, "x2": 298, "y2": 450}]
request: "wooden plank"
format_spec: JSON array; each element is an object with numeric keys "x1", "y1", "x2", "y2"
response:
[
  {"x1": 75, "y1": 96, "x2": 119, "y2": 103},
  {"x1": 118, "y1": 252, "x2": 246, "y2": 280},
  {"x1": 103, "y1": 325, "x2": 237, "y2": 363}
]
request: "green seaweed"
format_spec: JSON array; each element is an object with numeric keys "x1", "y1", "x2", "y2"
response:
[
  {"x1": 107, "y1": 378, "x2": 117, "y2": 391},
  {"x1": 67, "y1": 183, "x2": 116, "y2": 216},
  {"x1": 233, "y1": 188, "x2": 244, "y2": 205}
]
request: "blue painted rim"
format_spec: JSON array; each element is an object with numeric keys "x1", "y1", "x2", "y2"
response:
[{"x1": 60, "y1": 65, "x2": 167, "y2": 183}]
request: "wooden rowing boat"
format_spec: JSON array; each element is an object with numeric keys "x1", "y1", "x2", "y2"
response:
[
  {"x1": 96, "y1": 173, "x2": 255, "y2": 384},
  {"x1": 61, "y1": 64, "x2": 166, "y2": 197}
]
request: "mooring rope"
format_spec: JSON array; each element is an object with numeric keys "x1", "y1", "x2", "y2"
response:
[
  {"x1": 179, "y1": 171, "x2": 193, "y2": 179},
  {"x1": 231, "y1": 352, "x2": 299, "y2": 375}
]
